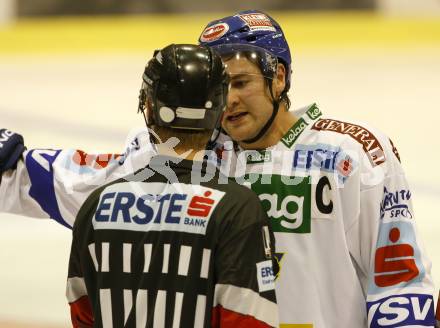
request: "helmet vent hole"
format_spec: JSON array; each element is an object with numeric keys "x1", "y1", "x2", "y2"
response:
[{"x1": 246, "y1": 36, "x2": 258, "y2": 42}]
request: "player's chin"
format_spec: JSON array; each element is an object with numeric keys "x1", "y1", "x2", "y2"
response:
[{"x1": 223, "y1": 124, "x2": 255, "y2": 142}]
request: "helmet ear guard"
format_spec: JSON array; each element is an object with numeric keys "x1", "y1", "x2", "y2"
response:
[{"x1": 138, "y1": 44, "x2": 229, "y2": 131}]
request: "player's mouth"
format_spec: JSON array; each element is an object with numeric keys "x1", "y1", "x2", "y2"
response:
[{"x1": 226, "y1": 112, "x2": 248, "y2": 122}]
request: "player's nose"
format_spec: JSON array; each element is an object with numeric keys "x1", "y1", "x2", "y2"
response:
[{"x1": 226, "y1": 88, "x2": 240, "y2": 111}]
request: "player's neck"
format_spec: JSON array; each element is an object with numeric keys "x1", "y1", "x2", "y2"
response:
[{"x1": 155, "y1": 143, "x2": 206, "y2": 162}]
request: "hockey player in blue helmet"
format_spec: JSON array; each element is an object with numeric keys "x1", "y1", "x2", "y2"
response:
[
  {"x1": 199, "y1": 10, "x2": 293, "y2": 146},
  {"x1": 199, "y1": 10, "x2": 437, "y2": 328}
]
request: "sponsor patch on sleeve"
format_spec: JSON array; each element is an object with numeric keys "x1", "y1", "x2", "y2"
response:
[
  {"x1": 380, "y1": 187, "x2": 413, "y2": 220},
  {"x1": 368, "y1": 221, "x2": 425, "y2": 295},
  {"x1": 367, "y1": 293, "x2": 435, "y2": 328},
  {"x1": 256, "y1": 260, "x2": 275, "y2": 292},
  {"x1": 71, "y1": 150, "x2": 122, "y2": 173}
]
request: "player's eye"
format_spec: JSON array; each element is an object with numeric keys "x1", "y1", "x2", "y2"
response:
[{"x1": 231, "y1": 78, "x2": 249, "y2": 89}]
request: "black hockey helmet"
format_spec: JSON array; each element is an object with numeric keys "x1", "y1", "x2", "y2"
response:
[{"x1": 138, "y1": 44, "x2": 229, "y2": 130}]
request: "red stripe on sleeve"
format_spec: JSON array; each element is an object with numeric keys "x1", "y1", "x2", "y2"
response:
[
  {"x1": 211, "y1": 305, "x2": 273, "y2": 328},
  {"x1": 69, "y1": 295, "x2": 94, "y2": 328}
]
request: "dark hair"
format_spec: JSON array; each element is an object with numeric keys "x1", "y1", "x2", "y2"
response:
[{"x1": 153, "y1": 126, "x2": 213, "y2": 152}]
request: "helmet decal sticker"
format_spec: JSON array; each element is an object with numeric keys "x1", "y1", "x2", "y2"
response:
[
  {"x1": 159, "y1": 107, "x2": 175, "y2": 123},
  {"x1": 155, "y1": 51, "x2": 163, "y2": 64},
  {"x1": 200, "y1": 23, "x2": 230, "y2": 43},
  {"x1": 238, "y1": 13, "x2": 276, "y2": 32}
]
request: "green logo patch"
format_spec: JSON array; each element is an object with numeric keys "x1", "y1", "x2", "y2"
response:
[
  {"x1": 245, "y1": 150, "x2": 272, "y2": 164},
  {"x1": 248, "y1": 174, "x2": 311, "y2": 233},
  {"x1": 280, "y1": 118, "x2": 308, "y2": 149},
  {"x1": 306, "y1": 103, "x2": 322, "y2": 121}
]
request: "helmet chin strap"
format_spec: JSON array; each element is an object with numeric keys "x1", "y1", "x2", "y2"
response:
[{"x1": 242, "y1": 80, "x2": 280, "y2": 144}]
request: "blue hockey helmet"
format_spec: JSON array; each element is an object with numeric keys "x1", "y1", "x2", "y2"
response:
[{"x1": 198, "y1": 10, "x2": 292, "y2": 93}]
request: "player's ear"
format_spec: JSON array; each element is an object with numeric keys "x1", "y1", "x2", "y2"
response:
[{"x1": 274, "y1": 63, "x2": 286, "y2": 98}]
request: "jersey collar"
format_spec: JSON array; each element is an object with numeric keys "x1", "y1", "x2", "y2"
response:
[{"x1": 280, "y1": 103, "x2": 321, "y2": 149}]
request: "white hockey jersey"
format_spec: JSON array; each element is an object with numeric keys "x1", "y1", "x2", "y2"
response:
[
  {"x1": 0, "y1": 104, "x2": 436, "y2": 327},
  {"x1": 211, "y1": 104, "x2": 436, "y2": 327},
  {"x1": 0, "y1": 129, "x2": 156, "y2": 227}
]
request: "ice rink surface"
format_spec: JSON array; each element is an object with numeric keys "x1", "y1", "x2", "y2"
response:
[{"x1": 0, "y1": 13, "x2": 439, "y2": 327}]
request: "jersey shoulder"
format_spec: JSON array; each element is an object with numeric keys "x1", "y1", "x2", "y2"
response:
[
  {"x1": 207, "y1": 177, "x2": 268, "y2": 229},
  {"x1": 307, "y1": 115, "x2": 402, "y2": 171},
  {"x1": 73, "y1": 179, "x2": 118, "y2": 232}
]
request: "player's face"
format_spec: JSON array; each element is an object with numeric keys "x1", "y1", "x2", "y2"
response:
[{"x1": 221, "y1": 57, "x2": 274, "y2": 142}]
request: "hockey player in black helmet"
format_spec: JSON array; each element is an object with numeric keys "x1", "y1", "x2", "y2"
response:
[
  {"x1": 138, "y1": 44, "x2": 228, "y2": 131},
  {"x1": 137, "y1": 43, "x2": 229, "y2": 160},
  {"x1": 66, "y1": 44, "x2": 278, "y2": 328}
]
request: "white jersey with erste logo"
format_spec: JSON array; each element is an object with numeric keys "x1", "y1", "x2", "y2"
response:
[
  {"x1": 0, "y1": 104, "x2": 436, "y2": 327},
  {"x1": 211, "y1": 104, "x2": 436, "y2": 327}
]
